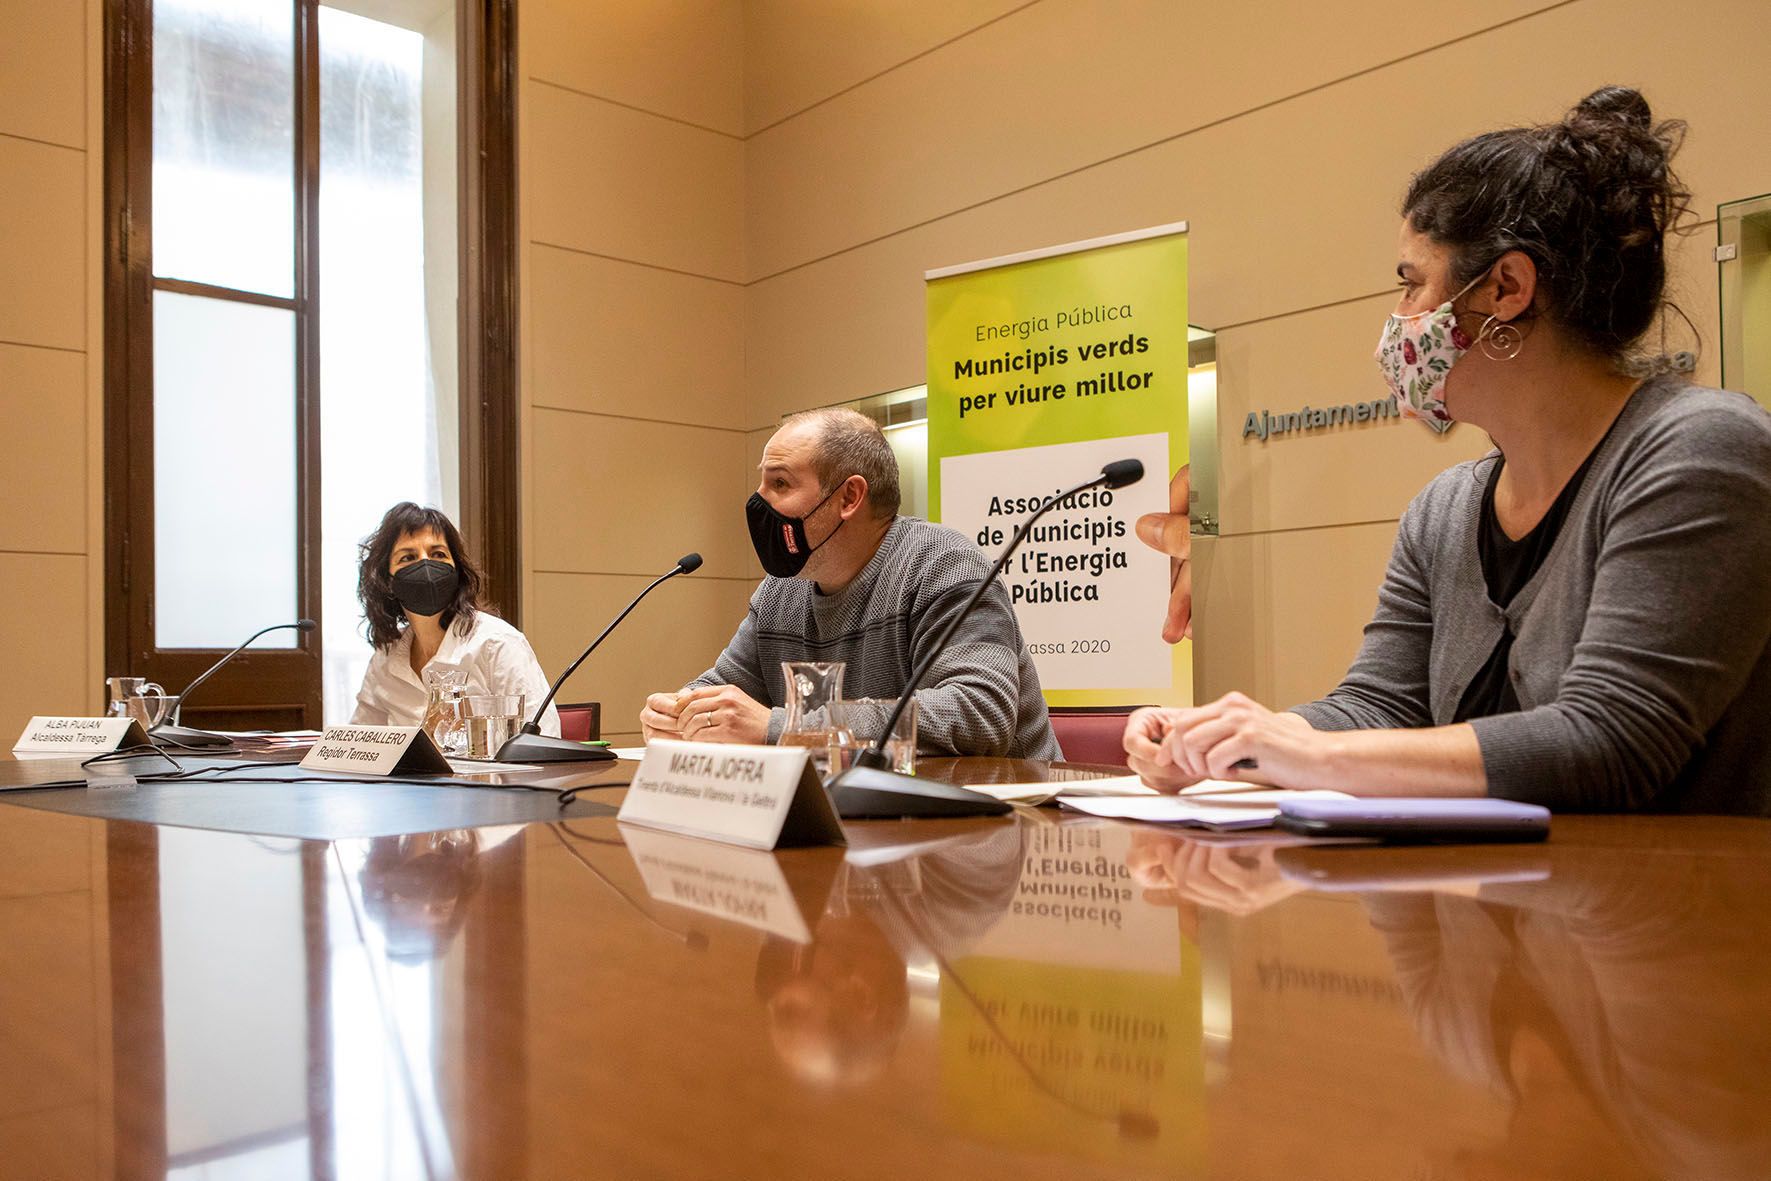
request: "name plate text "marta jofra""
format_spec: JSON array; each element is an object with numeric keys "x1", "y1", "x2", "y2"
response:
[
  {"x1": 14, "y1": 716, "x2": 151, "y2": 756},
  {"x1": 299, "y1": 726, "x2": 453, "y2": 777},
  {"x1": 617, "y1": 740, "x2": 845, "y2": 850}
]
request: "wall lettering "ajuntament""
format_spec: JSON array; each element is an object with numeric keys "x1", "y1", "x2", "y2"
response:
[{"x1": 1242, "y1": 398, "x2": 1407, "y2": 442}]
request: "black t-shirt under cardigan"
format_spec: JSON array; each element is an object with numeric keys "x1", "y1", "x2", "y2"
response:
[{"x1": 1454, "y1": 429, "x2": 1612, "y2": 722}]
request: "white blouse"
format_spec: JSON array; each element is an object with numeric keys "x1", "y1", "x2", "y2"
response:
[{"x1": 350, "y1": 611, "x2": 561, "y2": 737}]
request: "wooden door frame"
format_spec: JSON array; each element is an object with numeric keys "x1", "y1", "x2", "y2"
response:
[
  {"x1": 102, "y1": 0, "x2": 522, "y2": 715},
  {"x1": 459, "y1": 0, "x2": 522, "y2": 624}
]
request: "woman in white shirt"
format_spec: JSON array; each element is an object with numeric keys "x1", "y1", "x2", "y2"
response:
[{"x1": 350, "y1": 502, "x2": 560, "y2": 737}]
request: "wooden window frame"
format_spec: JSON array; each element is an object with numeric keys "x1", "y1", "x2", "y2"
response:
[{"x1": 102, "y1": 0, "x2": 521, "y2": 724}]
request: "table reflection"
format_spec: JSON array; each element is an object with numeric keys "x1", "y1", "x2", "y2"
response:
[
  {"x1": 32, "y1": 800, "x2": 1771, "y2": 1180},
  {"x1": 1364, "y1": 850, "x2": 1771, "y2": 1181},
  {"x1": 1125, "y1": 830, "x2": 1307, "y2": 917},
  {"x1": 356, "y1": 830, "x2": 490, "y2": 960},
  {"x1": 755, "y1": 823, "x2": 1025, "y2": 1087}
]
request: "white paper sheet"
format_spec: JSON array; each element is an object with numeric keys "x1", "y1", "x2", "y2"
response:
[
  {"x1": 966, "y1": 774, "x2": 1159, "y2": 805},
  {"x1": 1055, "y1": 789, "x2": 1351, "y2": 830}
]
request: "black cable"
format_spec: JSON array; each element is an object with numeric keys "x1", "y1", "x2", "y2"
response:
[
  {"x1": 128, "y1": 774, "x2": 464, "y2": 786},
  {"x1": 31, "y1": 761, "x2": 444, "y2": 789},
  {"x1": 556, "y1": 781, "x2": 631, "y2": 808},
  {"x1": 151, "y1": 731, "x2": 243, "y2": 754},
  {"x1": 81, "y1": 744, "x2": 183, "y2": 771}
]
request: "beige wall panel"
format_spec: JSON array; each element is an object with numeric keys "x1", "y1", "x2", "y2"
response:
[
  {"x1": 529, "y1": 244, "x2": 745, "y2": 428},
  {"x1": 0, "y1": 808, "x2": 90, "y2": 901},
  {"x1": 528, "y1": 571, "x2": 754, "y2": 736},
  {"x1": 526, "y1": 82, "x2": 743, "y2": 281},
  {"x1": 742, "y1": 0, "x2": 1029, "y2": 133},
  {"x1": 744, "y1": 235, "x2": 927, "y2": 427},
  {"x1": 0, "y1": 345, "x2": 86, "y2": 553},
  {"x1": 744, "y1": 0, "x2": 1562, "y2": 278},
  {"x1": 1214, "y1": 294, "x2": 1492, "y2": 536},
  {"x1": 744, "y1": 166, "x2": 1178, "y2": 426},
  {"x1": 745, "y1": 0, "x2": 1771, "y2": 418},
  {"x1": 744, "y1": 425, "x2": 772, "y2": 474},
  {"x1": 0, "y1": 0, "x2": 85, "y2": 149},
  {"x1": 530, "y1": 409, "x2": 753, "y2": 579},
  {"x1": 0, "y1": 555, "x2": 88, "y2": 738},
  {"x1": 1191, "y1": 523, "x2": 1397, "y2": 707},
  {"x1": 0, "y1": 891, "x2": 97, "y2": 1117},
  {"x1": 1149, "y1": 27, "x2": 1712, "y2": 334},
  {"x1": 0, "y1": 137, "x2": 84, "y2": 351},
  {"x1": 524, "y1": 0, "x2": 743, "y2": 135},
  {"x1": 0, "y1": 1105, "x2": 97, "y2": 1181}
]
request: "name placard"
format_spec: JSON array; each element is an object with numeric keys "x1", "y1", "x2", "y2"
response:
[
  {"x1": 14, "y1": 716, "x2": 150, "y2": 756},
  {"x1": 617, "y1": 740, "x2": 845, "y2": 850},
  {"x1": 623, "y1": 826, "x2": 843, "y2": 942},
  {"x1": 299, "y1": 726, "x2": 452, "y2": 777}
]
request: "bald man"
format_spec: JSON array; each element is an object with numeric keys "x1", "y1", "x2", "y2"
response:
[{"x1": 641, "y1": 408, "x2": 1060, "y2": 759}]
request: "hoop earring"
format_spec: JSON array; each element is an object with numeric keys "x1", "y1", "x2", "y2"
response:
[{"x1": 1478, "y1": 316, "x2": 1524, "y2": 361}]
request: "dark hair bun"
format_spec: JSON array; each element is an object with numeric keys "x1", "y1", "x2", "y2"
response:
[
  {"x1": 1572, "y1": 85, "x2": 1653, "y2": 130},
  {"x1": 1402, "y1": 87, "x2": 1691, "y2": 364}
]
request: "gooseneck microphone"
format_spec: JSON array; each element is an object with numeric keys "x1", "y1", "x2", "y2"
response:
[
  {"x1": 151, "y1": 618, "x2": 318, "y2": 748},
  {"x1": 496, "y1": 553, "x2": 703, "y2": 764},
  {"x1": 825, "y1": 459, "x2": 1145, "y2": 819}
]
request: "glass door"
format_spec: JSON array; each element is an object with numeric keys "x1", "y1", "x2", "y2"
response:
[
  {"x1": 110, "y1": 0, "x2": 321, "y2": 731},
  {"x1": 1718, "y1": 193, "x2": 1771, "y2": 408},
  {"x1": 107, "y1": 0, "x2": 483, "y2": 730}
]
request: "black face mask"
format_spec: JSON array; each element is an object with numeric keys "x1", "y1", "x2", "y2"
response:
[
  {"x1": 391, "y1": 559, "x2": 459, "y2": 618},
  {"x1": 746, "y1": 485, "x2": 844, "y2": 578}
]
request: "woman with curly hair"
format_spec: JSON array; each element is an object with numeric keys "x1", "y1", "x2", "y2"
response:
[
  {"x1": 1129, "y1": 87, "x2": 1771, "y2": 814},
  {"x1": 350, "y1": 502, "x2": 559, "y2": 737}
]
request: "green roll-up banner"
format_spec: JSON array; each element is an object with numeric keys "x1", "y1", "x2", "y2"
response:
[{"x1": 926, "y1": 223, "x2": 1190, "y2": 708}]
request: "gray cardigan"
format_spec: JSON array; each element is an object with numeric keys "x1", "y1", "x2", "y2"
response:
[{"x1": 1293, "y1": 376, "x2": 1771, "y2": 814}]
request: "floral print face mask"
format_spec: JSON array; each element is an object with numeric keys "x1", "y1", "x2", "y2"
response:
[{"x1": 1374, "y1": 274, "x2": 1484, "y2": 434}]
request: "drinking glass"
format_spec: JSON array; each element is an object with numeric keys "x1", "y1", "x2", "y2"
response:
[
  {"x1": 107, "y1": 676, "x2": 167, "y2": 718},
  {"x1": 124, "y1": 693, "x2": 178, "y2": 729},
  {"x1": 834, "y1": 697, "x2": 918, "y2": 775},
  {"x1": 462, "y1": 694, "x2": 525, "y2": 760}
]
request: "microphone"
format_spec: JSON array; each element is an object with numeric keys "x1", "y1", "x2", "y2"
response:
[
  {"x1": 151, "y1": 619, "x2": 318, "y2": 748},
  {"x1": 825, "y1": 460, "x2": 1145, "y2": 819},
  {"x1": 496, "y1": 553, "x2": 703, "y2": 764},
  {"x1": 1100, "y1": 458, "x2": 1144, "y2": 489}
]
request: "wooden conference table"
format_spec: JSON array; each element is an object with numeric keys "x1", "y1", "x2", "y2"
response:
[{"x1": 1, "y1": 751, "x2": 1768, "y2": 1179}]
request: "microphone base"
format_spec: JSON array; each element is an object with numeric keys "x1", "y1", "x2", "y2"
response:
[
  {"x1": 824, "y1": 764, "x2": 1012, "y2": 820},
  {"x1": 149, "y1": 724, "x2": 234, "y2": 750},
  {"x1": 494, "y1": 733, "x2": 619, "y2": 764}
]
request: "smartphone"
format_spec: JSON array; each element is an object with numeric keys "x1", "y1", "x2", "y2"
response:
[{"x1": 1273, "y1": 797, "x2": 1550, "y2": 843}]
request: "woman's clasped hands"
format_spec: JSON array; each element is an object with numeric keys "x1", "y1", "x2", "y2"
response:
[{"x1": 1122, "y1": 692, "x2": 1338, "y2": 793}]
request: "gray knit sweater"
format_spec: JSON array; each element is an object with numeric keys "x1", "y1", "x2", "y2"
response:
[
  {"x1": 689, "y1": 517, "x2": 1062, "y2": 759},
  {"x1": 1293, "y1": 377, "x2": 1771, "y2": 814}
]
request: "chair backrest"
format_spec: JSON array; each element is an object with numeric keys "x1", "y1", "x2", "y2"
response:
[
  {"x1": 1047, "y1": 707, "x2": 1144, "y2": 768},
  {"x1": 557, "y1": 701, "x2": 600, "y2": 742}
]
